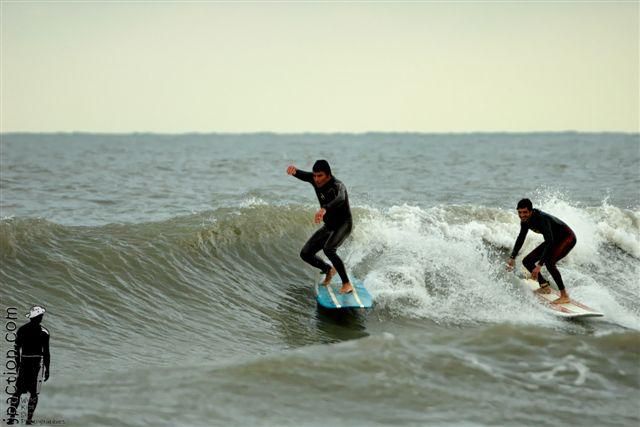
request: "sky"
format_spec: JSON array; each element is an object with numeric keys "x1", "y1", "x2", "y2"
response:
[{"x1": 1, "y1": 1, "x2": 638, "y2": 133}]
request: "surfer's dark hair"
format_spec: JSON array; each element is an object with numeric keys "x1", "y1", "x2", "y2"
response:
[
  {"x1": 517, "y1": 198, "x2": 533, "y2": 210},
  {"x1": 312, "y1": 160, "x2": 332, "y2": 176}
]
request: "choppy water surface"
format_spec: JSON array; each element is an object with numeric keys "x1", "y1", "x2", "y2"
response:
[{"x1": 1, "y1": 133, "x2": 639, "y2": 426}]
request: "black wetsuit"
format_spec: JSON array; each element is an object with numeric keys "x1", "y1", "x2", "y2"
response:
[
  {"x1": 8, "y1": 320, "x2": 50, "y2": 424},
  {"x1": 294, "y1": 170, "x2": 353, "y2": 284},
  {"x1": 511, "y1": 209, "x2": 576, "y2": 290}
]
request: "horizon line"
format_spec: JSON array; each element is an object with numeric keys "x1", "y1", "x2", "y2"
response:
[{"x1": 2, "y1": 130, "x2": 639, "y2": 136}]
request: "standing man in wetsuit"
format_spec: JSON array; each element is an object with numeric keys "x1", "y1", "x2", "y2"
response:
[
  {"x1": 287, "y1": 160, "x2": 354, "y2": 294},
  {"x1": 507, "y1": 199, "x2": 577, "y2": 304},
  {"x1": 7, "y1": 306, "x2": 51, "y2": 425}
]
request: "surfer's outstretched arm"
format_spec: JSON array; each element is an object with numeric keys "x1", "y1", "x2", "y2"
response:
[{"x1": 286, "y1": 165, "x2": 314, "y2": 183}]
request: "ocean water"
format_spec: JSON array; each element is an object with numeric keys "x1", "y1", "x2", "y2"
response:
[{"x1": 1, "y1": 132, "x2": 639, "y2": 426}]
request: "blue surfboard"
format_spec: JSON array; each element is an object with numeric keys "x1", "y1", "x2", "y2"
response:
[{"x1": 315, "y1": 276, "x2": 373, "y2": 309}]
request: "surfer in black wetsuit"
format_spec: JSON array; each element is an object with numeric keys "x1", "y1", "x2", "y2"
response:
[
  {"x1": 7, "y1": 306, "x2": 51, "y2": 425},
  {"x1": 507, "y1": 199, "x2": 576, "y2": 304},
  {"x1": 287, "y1": 160, "x2": 354, "y2": 294}
]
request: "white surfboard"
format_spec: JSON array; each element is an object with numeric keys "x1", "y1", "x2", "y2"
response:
[{"x1": 522, "y1": 279, "x2": 603, "y2": 318}]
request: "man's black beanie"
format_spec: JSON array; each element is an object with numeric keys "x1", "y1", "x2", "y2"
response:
[{"x1": 312, "y1": 160, "x2": 332, "y2": 175}]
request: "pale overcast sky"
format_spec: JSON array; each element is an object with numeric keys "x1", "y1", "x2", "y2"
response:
[{"x1": 1, "y1": 1, "x2": 638, "y2": 133}]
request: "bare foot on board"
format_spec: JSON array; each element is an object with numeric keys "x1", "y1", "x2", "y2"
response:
[
  {"x1": 339, "y1": 282, "x2": 353, "y2": 294},
  {"x1": 322, "y1": 267, "x2": 337, "y2": 286},
  {"x1": 535, "y1": 284, "x2": 552, "y2": 294},
  {"x1": 551, "y1": 296, "x2": 570, "y2": 304}
]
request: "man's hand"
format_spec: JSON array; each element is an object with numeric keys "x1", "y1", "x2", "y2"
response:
[
  {"x1": 286, "y1": 165, "x2": 297, "y2": 175},
  {"x1": 506, "y1": 257, "x2": 515, "y2": 272},
  {"x1": 314, "y1": 208, "x2": 326, "y2": 224},
  {"x1": 44, "y1": 368, "x2": 49, "y2": 382},
  {"x1": 531, "y1": 264, "x2": 542, "y2": 280}
]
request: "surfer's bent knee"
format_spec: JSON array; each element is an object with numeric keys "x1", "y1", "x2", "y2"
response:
[{"x1": 322, "y1": 246, "x2": 338, "y2": 258}]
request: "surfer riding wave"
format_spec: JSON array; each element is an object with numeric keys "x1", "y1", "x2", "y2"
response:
[
  {"x1": 507, "y1": 198, "x2": 576, "y2": 304},
  {"x1": 287, "y1": 160, "x2": 354, "y2": 294}
]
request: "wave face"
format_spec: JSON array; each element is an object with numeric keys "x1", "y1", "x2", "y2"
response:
[{"x1": 3, "y1": 197, "x2": 638, "y2": 362}]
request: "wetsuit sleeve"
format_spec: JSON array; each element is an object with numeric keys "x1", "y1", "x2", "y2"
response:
[
  {"x1": 537, "y1": 218, "x2": 555, "y2": 266},
  {"x1": 42, "y1": 330, "x2": 50, "y2": 374},
  {"x1": 293, "y1": 169, "x2": 314, "y2": 183},
  {"x1": 323, "y1": 181, "x2": 347, "y2": 211},
  {"x1": 14, "y1": 326, "x2": 23, "y2": 367},
  {"x1": 510, "y1": 223, "x2": 529, "y2": 258}
]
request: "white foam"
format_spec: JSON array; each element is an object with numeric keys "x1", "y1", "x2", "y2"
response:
[
  {"x1": 238, "y1": 197, "x2": 269, "y2": 208},
  {"x1": 594, "y1": 202, "x2": 640, "y2": 258},
  {"x1": 346, "y1": 204, "x2": 552, "y2": 326},
  {"x1": 345, "y1": 196, "x2": 640, "y2": 329},
  {"x1": 535, "y1": 193, "x2": 639, "y2": 262}
]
